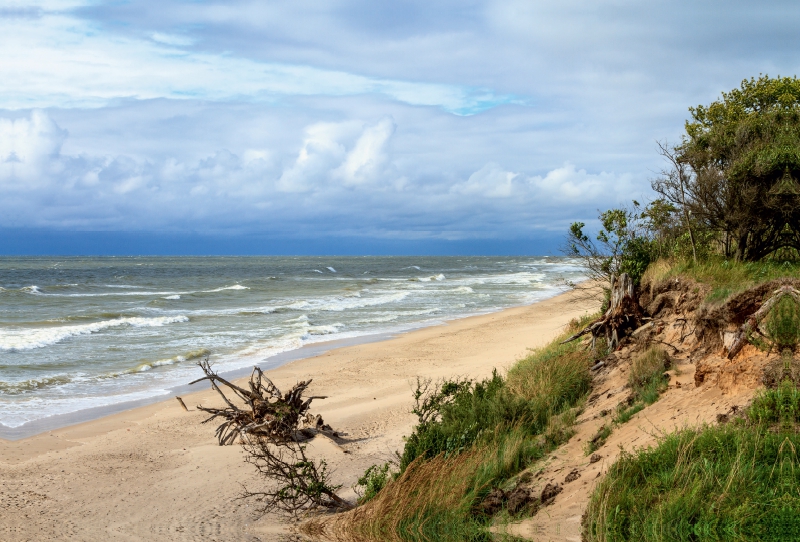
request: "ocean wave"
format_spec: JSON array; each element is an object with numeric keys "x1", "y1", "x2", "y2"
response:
[
  {"x1": 310, "y1": 291, "x2": 410, "y2": 312},
  {"x1": 304, "y1": 324, "x2": 343, "y2": 336},
  {"x1": 450, "y1": 286, "x2": 475, "y2": 294},
  {"x1": 0, "y1": 315, "x2": 190, "y2": 351},
  {"x1": 203, "y1": 284, "x2": 249, "y2": 293},
  {"x1": 0, "y1": 374, "x2": 75, "y2": 395},
  {"x1": 163, "y1": 295, "x2": 181, "y2": 300},
  {"x1": 43, "y1": 284, "x2": 248, "y2": 298},
  {"x1": 129, "y1": 348, "x2": 210, "y2": 373},
  {"x1": 20, "y1": 285, "x2": 42, "y2": 294}
]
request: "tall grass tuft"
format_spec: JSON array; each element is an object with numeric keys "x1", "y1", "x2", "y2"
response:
[
  {"x1": 628, "y1": 346, "x2": 671, "y2": 405},
  {"x1": 344, "y1": 428, "x2": 539, "y2": 542}
]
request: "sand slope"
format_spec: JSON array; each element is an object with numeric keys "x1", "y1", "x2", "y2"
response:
[{"x1": 0, "y1": 288, "x2": 598, "y2": 542}]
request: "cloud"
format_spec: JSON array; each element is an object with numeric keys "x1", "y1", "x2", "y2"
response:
[
  {"x1": 0, "y1": 110, "x2": 636, "y2": 238},
  {"x1": 0, "y1": 4, "x2": 516, "y2": 114},
  {"x1": 335, "y1": 118, "x2": 395, "y2": 186},
  {"x1": 452, "y1": 163, "x2": 517, "y2": 198},
  {"x1": 277, "y1": 122, "x2": 352, "y2": 193},
  {"x1": 528, "y1": 163, "x2": 634, "y2": 203},
  {"x1": 0, "y1": 110, "x2": 68, "y2": 184}
]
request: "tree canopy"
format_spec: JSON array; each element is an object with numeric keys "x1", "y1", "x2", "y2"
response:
[{"x1": 664, "y1": 75, "x2": 800, "y2": 261}]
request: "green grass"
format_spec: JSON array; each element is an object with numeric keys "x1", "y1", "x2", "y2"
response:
[
  {"x1": 584, "y1": 381, "x2": 800, "y2": 542},
  {"x1": 343, "y1": 317, "x2": 599, "y2": 541},
  {"x1": 613, "y1": 403, "x2": 645, "y2": 425},
  {"x1": 642, "y1": 257, "x2": 800, "y2": 304}
]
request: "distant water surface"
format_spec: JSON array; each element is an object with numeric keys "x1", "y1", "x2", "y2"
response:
[{"x1": 0, "y1": 256, "x2": 584, "y2": 431}]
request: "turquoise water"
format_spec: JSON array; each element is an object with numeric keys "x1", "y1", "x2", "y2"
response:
[{"x1": 0, "y1": 256, "x2": 584, "y2": 430}]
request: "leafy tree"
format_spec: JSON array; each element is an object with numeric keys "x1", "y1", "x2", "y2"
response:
[
  {"x1": 672, "y1": 75, "x2": 800, "y2": 261},
  {"x1": 564, "y1": 202, "x2": 653, "y2": 287}
]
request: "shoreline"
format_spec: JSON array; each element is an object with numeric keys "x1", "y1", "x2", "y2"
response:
[
  {"x1": 0, "y1": 287, "x2": 599, "y2": 542},
  {"x1": 0, "y1": 288, "x2": 571, "y2": 441}
]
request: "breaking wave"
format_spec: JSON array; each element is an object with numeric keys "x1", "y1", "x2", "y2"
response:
[{"x1": 0, "y1": 315, "x2": 189, "y2": 351}]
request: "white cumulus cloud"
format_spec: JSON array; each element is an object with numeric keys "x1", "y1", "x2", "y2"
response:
[{"x1": 335, "y1": 117, "x2": 396, "y2": 186}]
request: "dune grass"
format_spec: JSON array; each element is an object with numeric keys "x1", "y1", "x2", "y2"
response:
[
  {"x1": 342, "y1": 316, "x2": 599, "y2": 541},
  {"x1": 584, "y1": 380, "x2": 800, "y2": 542},
  {"x1": 642, "y1": 257, "x2": 800, "y2": 304}
]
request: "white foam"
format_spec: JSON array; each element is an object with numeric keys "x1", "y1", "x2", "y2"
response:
[
  {"x1": 327, "y1": 267, "x2": 337, "y2": 273},
  {"x1": 163, "y1": 295, "x2": 181, "y2": 300},
  {"x1": 203, "y1": 284, "x2": 249, "y2": 293},
  {"x1": 20, "y1": 286, "x2": 41, "y2": 294},
  {"x1": 0, "y1": 315, "x2": 189, "y2": 351},
  {"x1": 450, "y1": 286, "x2": 474, "y2": 294},
  {"x1": 311, "y1": 291, "x2": 409, "y2": 312}
]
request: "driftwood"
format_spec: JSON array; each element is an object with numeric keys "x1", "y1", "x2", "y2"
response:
[
  {"x1": 190, "y1": 359, "x2": 327, "y2": 445},
  {"x1": 190, "y1": 360, "x2": 351, "y2": 514},
  {"x1": 241, "y1": 436, "x2": 353, "y2": 513},
  {"x1": 562, "y1": 273, "x2": 643, "y2": 350},
  {"x1": 727, "y1": 285, "x2": 800, "y2": 359}
]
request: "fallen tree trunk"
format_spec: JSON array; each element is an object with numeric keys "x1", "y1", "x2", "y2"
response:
[{"x1": 562, "y1": 273, "x2": 643, "y2": 350}]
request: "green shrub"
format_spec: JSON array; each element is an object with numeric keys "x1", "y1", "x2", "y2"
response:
[
  {"x1": 354, "y1": 463, "x2": 393, "y2": 504},
  {"x1": 399, "y1": 371, "x2": 538, "y2": 470}
]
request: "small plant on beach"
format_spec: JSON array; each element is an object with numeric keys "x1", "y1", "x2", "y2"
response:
[{"x1": 241, "y1": 437, "x2": 351, "y2": 514}]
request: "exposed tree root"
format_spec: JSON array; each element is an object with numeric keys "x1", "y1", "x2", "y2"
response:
[
  {"x1": 562, "y1": 273, "x2": 644, "y2": 350},
  {"x1": 190, "y1": 359, "x2": 327, "y2": 445}
]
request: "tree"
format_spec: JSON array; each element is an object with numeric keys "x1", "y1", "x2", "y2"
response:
[
  {"x1": 676, "y1": 75, "x2": 800, "y2": 261},
  {"x1": 652, "y1": 140, "x2": 698, "y2": 263},
  {"x1": 564, "y1": 202, "x2": 653, "y2": 288}
]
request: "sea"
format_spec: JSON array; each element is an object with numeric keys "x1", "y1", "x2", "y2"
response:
[{"x1": 0, "y1": 256, "x2": 585, "y2": 437}]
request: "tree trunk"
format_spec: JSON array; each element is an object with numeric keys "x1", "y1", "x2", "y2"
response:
[{"x1": 735, "y1": 231, "x2": 749, "y2": 262}]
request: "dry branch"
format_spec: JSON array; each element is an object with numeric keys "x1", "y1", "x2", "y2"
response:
[
  {"x1": 190, "y1": 359, "x2": 351, "y2": 516},
  {"x1": 190, "y1": 359, "x2": 327, "y2": 445}
]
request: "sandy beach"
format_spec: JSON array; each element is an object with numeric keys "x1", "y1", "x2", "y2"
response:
[{"x1": 0, "y1": 288, "x2": 598, "y2": 542}]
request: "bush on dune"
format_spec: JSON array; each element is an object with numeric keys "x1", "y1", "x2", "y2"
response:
[{"x1": 346, "y1": 319, "x2": 598, "y2": 541}]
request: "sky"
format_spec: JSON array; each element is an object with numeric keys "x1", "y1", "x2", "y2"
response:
[{"x1": 1, "y1": 0, "x2": 799, "y2": 255}]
